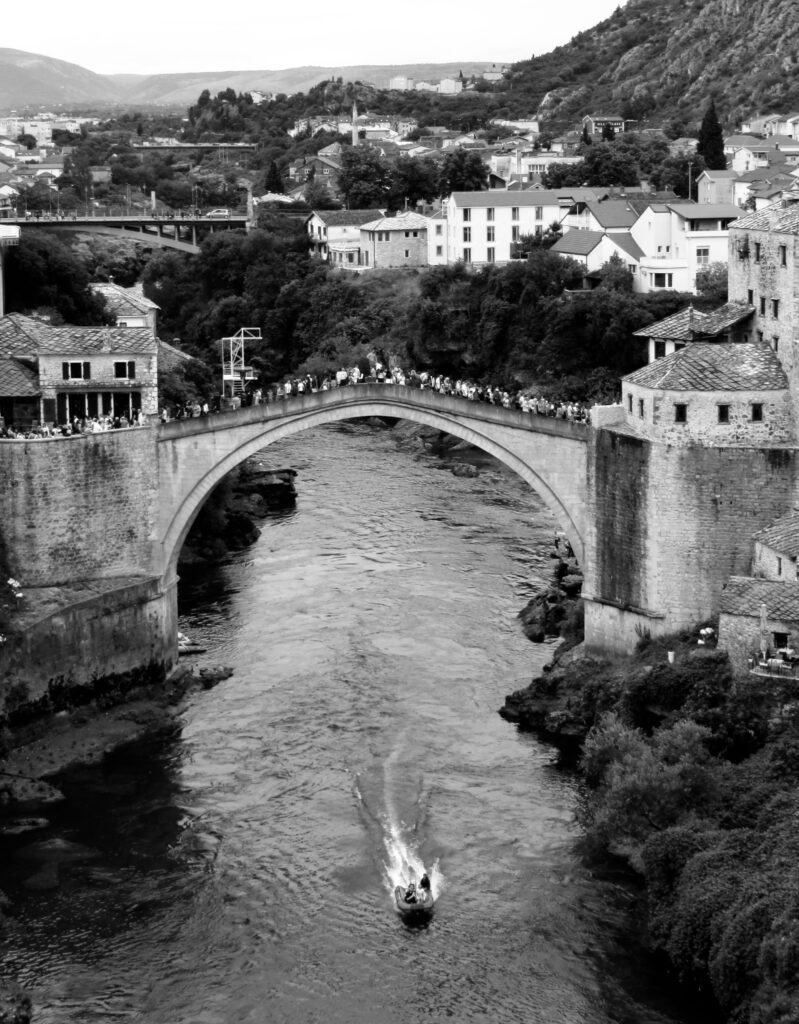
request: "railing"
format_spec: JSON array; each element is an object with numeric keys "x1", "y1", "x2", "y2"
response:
[{"x1": 748, "y1": 654, "x2": 799, "y2": 679}]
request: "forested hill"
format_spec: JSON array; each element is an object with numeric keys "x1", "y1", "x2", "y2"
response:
[{"x1": 509, "y1": 0, "x2": 799, "y2": 131}]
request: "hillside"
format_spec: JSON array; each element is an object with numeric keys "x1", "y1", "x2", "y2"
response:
[
  {"x1": 510, "y1": 0, "x2": 799, "y2": 129},
  {"x1": 0, "y1": 48, "x2": 124, "y2": 108},
  {"x1": 0, "y1": 51, "x2": 495, "y2": 110}
]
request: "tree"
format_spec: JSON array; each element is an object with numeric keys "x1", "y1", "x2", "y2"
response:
[
  {"x1": 386, "y1": 155, "x2": 440, "y2": 210},
  {"x1": 338, "y1": 147, "x2": 392, "y2": 208},
  {"x1": 697, "y1": 99, "x2": 726, "y2": 170},
  {"x1": 264, "y1": 160, "x2": 285, "y2": 194},
  {"x1": 439, "y1": 149, "x2": 488, "y2": 195},
  {"x1": 695, "y1": 262, "x2": 729, "y2": 308},
  {"x1": 601, "y1": 121, "x2": 616, "y2": 142}
]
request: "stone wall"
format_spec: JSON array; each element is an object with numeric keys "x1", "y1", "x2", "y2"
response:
[
  {"x1": 0, "y1": 427, "x2": 159, "y2": 587},
  {"x1": 585, "y1": 425, "x2": 799, "y2": 652},
  {"x1": 0, "y1": 575, "x2": 177, "y2": 709},
  {"x1": 752, "y1": 539, "x2": 797, "y2": 580},
  {"x1": 728, "y1": 226, "x2": 799, "y2": 394},
  {"x1": 622, "y1": 382, "x2": 794, "y2": 446}
]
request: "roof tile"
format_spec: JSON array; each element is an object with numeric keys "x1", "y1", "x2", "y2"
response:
[
  {"x1": 752, "y1": 512, "x2": 799, "y2": 558},
  {"x1": 624, "y1": 341, "x2": 788, "y2": 392},
  {"x1": 721, "y1": 577, "x2": 799, "y2": 620}
]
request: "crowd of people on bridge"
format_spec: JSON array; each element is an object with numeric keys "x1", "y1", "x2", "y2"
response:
[{"x1": 263, "y1": 365, "x2": 591, "y2": 424}]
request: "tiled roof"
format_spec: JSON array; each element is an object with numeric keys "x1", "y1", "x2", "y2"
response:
[
  {"x1": 0, "y1": 314, "x2": 157, "y2": 355},
  {"x1": 753, "y1": 512, "x2": 799, "y2": 558},
  {"x1": 720, "y1": 577, "x2": 799, "y2": 621},
  {"x1": 0, "y1": 357, "x2": 39, "y2": 397},
  {"x1": 311, "y1": 209, "x2": 385, "y2": 226},
  {"x1": 633, "y1": 303, "x2": 753, "y2": 341},
  {"x1": 550, "y1": 229, "x2": 604, "y2": 255},
  {"x1": 92, "y1": 282, "x2": 158, "y2": 317},
  {"x1": 584, "y1": 200, "x2": 639, "y2": 228},
  {"x1": 612, "y1": 232, "x2": 645, "y2": 261},
  {"x1": 361, "y1": 211, "x2": 429, "y2": 232},
  {"x1": 624, "y1": 342, "x2": 788, "y2": 392},
  {"x1": 731, "y1": 201, "x2": 799, "y2": 234},
  {"x1": 667, "y1": 202, "x2": 743, "y2": 219},
  {"x1": 699, "y1": 170, "x2": 739, "y2": 179}
]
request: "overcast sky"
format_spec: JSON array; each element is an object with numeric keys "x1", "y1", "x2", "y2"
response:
[{"x1": 5, "y1": 0, "x2": 624, "y2": 76}]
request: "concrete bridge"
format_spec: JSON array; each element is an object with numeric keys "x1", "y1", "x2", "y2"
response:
[{"x1": 3, "y1": 212, "x2": 250, "y2": 254}]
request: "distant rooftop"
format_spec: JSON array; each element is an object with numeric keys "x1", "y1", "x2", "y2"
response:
[
  {"x1": 721, "y1": 577, "x2": 799, "y2": 620},
  {"x1": 753, "y1": 511, "x2": 799, "y2": 558}
]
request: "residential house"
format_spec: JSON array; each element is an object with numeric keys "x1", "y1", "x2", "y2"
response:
[
  {"x1": 389, "y1": 76, "x2": 414, "y2": 91},
  {"x1": 0, "y1": 313, "x2": 159, "y2": 426},
  {"x1": 438, "y1": 78, "x2": 464, "y2": 95},
  {"x1": 482, "y1": 65, "x2": 510, "y2": 83},
  {"x1": 444, "y1": 188, "x2": 603, "y2": 265},
  {"x1": 581, "y1": 114, "x2": 626, "y2": 137},
  {"x1": 550, "y1": 229, "x2": 644, "y2": 280},
  {"x1": 91, "y1": 282, "x2": 159, "y2": 333},
  {"x1": 632, "y1": 302, "x2": 754, "y2": 362},
  {"x1": 696, "y1": 169, "x2": 739, "y2": 205},
  {"x1": 306, "y1": 209, "x2": 386, "y2": 260},
  {"x1": 288, "y1": 154, "x2": 343, "y2": 195},
  {"x1": 345, "y1": 211, "x2": 429, "y2": 270},
  {"x1": 426, "y1": 208, "x2": 448, "y2": 265}
]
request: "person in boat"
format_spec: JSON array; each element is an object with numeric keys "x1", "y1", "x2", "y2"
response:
[
  {"x1": 419, "y1": 874, "x2": 431, "y2": 902},
  {"x1": 403, "y1": 882, "x2": 417, "y2": 904}
]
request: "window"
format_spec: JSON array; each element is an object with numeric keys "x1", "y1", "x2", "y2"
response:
[
  {"x1": 773, "y1": 631, "x2": 789, "y2": 649},
  {"x1": 717, "y1": 404, "x2": 730, "y2": 424},
  {"x1": 757, "y1": 330, "x2": 764, "y2": 343},
  {"x1": 674, "y1": 403, "x2": 687, "y2": 423},
  {"x1": 377, "y1": 231, "x2": 389, "y2": 242},
  {"x1": 780, "y1": 244, "x2": 787, "y2": 267},
  {"x1": 463, "y1": 209, "x2": 471, "y2": 222},
  {"x1": 627, "y1": 393, "x2": 633, "y2": 413},
  {"x1": 772, "y1": 298, "x2": 780, "y2": 318},
  {"x1": 754, "y1": 241, "x2": 762, "y2": 262},
  {"x1": 696, "y1": 247, "x2": 709, "y2": 265},
  {"x1": 747, "y1": 289, "x2": 754, "y2": 305},
  {"x1": 511, "y1": 207, "x2": 519, "y2": 220},
  {"x1": 463, "y1": 227, "x2": 471, "y2": 242},
  {"x1": 773, "y1": 336, "x2": 780, "y2": 352},
  {"x1": 405, "y1": 231, "x2": 410, "y2": 237},
  {"x1": 751, "y1": 403, "x2": 763, "y2": 422},
  {"x1": 463, "y1": 248, "x2": 471, "y2": 263},
  {"x1": 511, "y1": 226, "x2": 520, "y2": 241},
  {"x1": 534, "y1": 206, "x2": 543, "y2": 221},
  {"x1": 487, "y1": 247, "x2": 495, "y2": 263},
  {"x1": 487, "y1": 226, "x2": 495, "y2": 242},
  {"x1": 404, "y1": 249, "x2": 410, "y2": 258},
  {"x1": 654, "y1": 341, "x2": 666, "y2": 359},
  {"x1": 654, "y1": 272, "x2": 673, "y2": 287},
  {"x1": 114, "y1": 361, "x2": 136, "y2": 379},
  {"x1": 363, "y1": 252, "x2": 369, "y2": 266},
  {"x1": 638, "y1": 398, "x2": 644, "y2": 419},
  {"x1": 62, "y1": 361, "x2": 91, "y2": 380},
  {"x1": 486, "y1": 207, "x2": 495, "y2": 221},
  {"x1": 760, "y1": 297, "x2": 766, "y2": 315},
  {"x1": 778, "y1": 557, "x2": 784, "y2": 577},
  {"x1": 435, "y1": 245, "x2": 443, "y2": 256},
  {"x1": 436, "y1": 224, "x2": 442, "y2": 236}
]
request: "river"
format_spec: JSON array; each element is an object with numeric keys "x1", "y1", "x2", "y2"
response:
[{"x1": 0, "y1": 421, "x2": 700, "y2": 1024}]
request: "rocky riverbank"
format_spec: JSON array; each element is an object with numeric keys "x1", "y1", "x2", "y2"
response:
[{"x1": 179, "y1": 457, "x2": 297, "y2": 566}]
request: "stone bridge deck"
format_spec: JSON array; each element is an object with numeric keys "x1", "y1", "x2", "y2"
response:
[{"x1": 157, "y1": 384, "x2": 589, "y2": 579}]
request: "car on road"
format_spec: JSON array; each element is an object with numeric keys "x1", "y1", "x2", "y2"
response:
[{"x1": 205, "y1": 208, "x2": 231, "y2": 218}]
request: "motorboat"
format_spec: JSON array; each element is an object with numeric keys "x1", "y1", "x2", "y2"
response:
[{"x1": 394, "y1": 885, "x2": 434, "y2": 917}]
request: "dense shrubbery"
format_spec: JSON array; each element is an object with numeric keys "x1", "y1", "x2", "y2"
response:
[{"x1": 572, "y1": 638, "x2": 799, "y2": 1022}]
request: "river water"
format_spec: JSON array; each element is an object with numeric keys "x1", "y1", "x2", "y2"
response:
[{"x1": 0, "y1": 421, "x2": 699, "y2": 1024}]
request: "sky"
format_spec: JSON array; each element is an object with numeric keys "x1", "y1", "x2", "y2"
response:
[{"x1": 4, "y1": 0, "x2": 625, "y2": 76}]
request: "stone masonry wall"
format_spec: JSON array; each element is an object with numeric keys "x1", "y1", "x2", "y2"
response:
[
  {"x1": 728, "y1": 227, "x2": 799, "y2": 393},
  {"x1": 585, "y1": 425, "x2": 799, "y2": 652},
  {"x1": 0, "y1": 576, "x2": 177, "y2": 707},
  {"x1": 0, "y1": 427, "x2": 159, "y2": 587}
]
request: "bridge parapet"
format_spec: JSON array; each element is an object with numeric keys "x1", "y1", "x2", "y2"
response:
[{"x1": 159, "y1": 384, "x2": 590, "y2": 442}]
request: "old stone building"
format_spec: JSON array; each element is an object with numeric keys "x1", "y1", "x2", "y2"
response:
[
  {"x1": 0, "y1": 313, "x2": 158, "y2": 425},
  {"x1": 727, "y1": 190, "x2": 799, "y2": 397}
]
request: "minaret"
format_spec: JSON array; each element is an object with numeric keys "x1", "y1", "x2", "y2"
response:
[{"x1": 352, "y1": 99, "x2": 359, "y2": 147}]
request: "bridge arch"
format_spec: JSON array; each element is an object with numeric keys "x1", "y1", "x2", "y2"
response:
[{"x1": 157, "y1": 389, "x2": 588, "y2": 587}]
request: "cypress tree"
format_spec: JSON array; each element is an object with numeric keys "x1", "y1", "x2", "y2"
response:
[{"x1": 697, "y1": 99, "x2": 726, "y2": 170}]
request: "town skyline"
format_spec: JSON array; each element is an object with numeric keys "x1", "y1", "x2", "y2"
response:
[{"x1": 4, "y1": 0, "x2": 624, "y2": 78}]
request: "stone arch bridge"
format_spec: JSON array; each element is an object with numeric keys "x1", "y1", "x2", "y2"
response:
[{"x1": 156, "y1": 385, "x2": 589, "y2": 586}]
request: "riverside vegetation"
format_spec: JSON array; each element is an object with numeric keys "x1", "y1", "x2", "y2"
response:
[{"x1": 502, "y1": 634, "x2": 799, "y2": 1024}]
